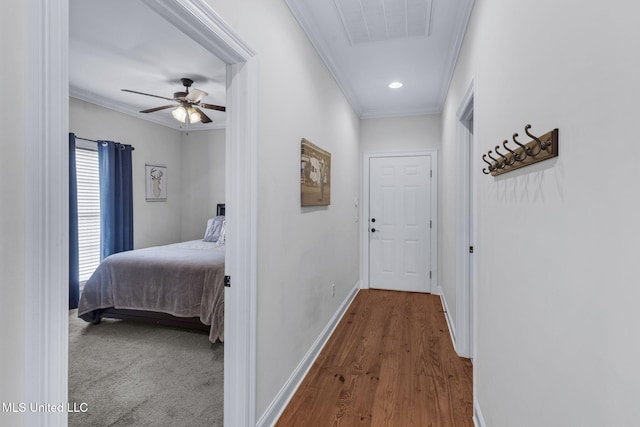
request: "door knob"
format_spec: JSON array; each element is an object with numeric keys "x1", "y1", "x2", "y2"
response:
[
  {"x1": 371, "y1": 218, "x2": 376, "y2": 223},
  {"x1": 371, "y1": 228, "x2": 376, "y2": 233}
]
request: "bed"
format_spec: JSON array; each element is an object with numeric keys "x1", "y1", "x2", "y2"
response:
[{"x1": 78, "y1": 204, "x2": 226, "y2": 343}]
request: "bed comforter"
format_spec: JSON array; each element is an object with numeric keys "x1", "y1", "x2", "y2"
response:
[{"x1": 78, "y1": 240, "x2": 225, "y2": 343}]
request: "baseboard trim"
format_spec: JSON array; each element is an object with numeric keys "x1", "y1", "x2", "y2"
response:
[
  {"x1": 438, "y1": 286, "x2": 457, "y2": 349},
  {"x1": 474, "y1": 400, "x2": 487, "y2": 427},
  {"x1": 256, "y1": 282, "x2": 360, "y2": 427}
]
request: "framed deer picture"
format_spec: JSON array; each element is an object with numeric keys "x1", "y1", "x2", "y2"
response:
[{"x1": 145, "y1": 164, "x2": 167, "y2": 201}]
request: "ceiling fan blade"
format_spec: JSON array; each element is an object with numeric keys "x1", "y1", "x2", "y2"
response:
[
  {"x1": 139, "y1": 104, "x2": 175, "y2": 113},
  {"x1": 122, "y1": 89, "x2": 175, "y2": 101},
  {"x1": 200, "y1": 103, "x2": 226, "y2": 112},
  {"x1": 194, "y1": 107, "x2": 212, "y2": 123},
  {"x1": 186, "y1": 88, "x2": 207, "y2": 103}
]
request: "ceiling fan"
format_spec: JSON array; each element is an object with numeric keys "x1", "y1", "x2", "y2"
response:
[{"x1": 122, "y1": 77, "x2": 225, "y2": 124}]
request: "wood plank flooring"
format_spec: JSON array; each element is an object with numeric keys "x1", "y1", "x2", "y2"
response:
[{"x1": 276, "y1": 289, "x2": 473, "y2": 427}]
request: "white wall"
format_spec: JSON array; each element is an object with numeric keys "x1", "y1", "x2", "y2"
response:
[
  {"x1": 205, "y1": 0, "x2": 361, "y2": 418},
  {"x1": 180, "y1": 129, "x2": 226, "y2": 241},
  {"x1": 0, "y1": 2, "x2": 27, "y2": 425},
  {"x1": 440, "y1": 0, "x2": 640, "y2": 425},
  {"x1": 69, "y1": 98, "x2": 225, "y2": 248},
  {"x1": 360, "y1": 114, "x2": 441, "y2": 153},
  {"x1": 70, "y1": 98, "x2": 182, "y2": 248}
]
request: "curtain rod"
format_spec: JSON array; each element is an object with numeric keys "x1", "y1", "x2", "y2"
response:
[
  {"x1": 75, "y1": 136, "x2": 135, "y2": 150},
  {"x1": 75, "y1": 136, "x2": 98, "y2": 143}
]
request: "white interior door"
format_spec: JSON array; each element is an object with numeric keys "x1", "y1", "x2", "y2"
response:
[{"x1": 369, "y1": 155, "x2": 431, "y2": 293}]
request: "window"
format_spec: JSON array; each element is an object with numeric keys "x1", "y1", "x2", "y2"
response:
[{"x1": 75, "y1": 144, "x2": 101, "y2": 283}]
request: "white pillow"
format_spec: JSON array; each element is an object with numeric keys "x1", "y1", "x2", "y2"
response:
[
  {"x1": 203, "y1": 218, "x2": 215, "y2": 239},
  {"x1": 217, "y1": 219, "x2": 226, "y2": 245},
  {"x1": 204, "y1": 216, "x2": 225, "y2": 243}
]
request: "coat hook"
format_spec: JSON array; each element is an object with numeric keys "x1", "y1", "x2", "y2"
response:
[
  {"x1": 495, "y1": 145, "x2": 514, "y2": 165},
  {"x1": 487, "y1": 150, "x2": 504, "y2": 169},
  {"x1": 482, "y1": 154, "x2": 495, "y2": 172},
  {"x1": 512, "y1": 133, "x2": 530, "y2": 159},
  {"x1": 503, "y1": 139, "x2": 525, "y2": 162},
  {"x1": 524, "y1": 124, "x2": 545, "y2": 156}
]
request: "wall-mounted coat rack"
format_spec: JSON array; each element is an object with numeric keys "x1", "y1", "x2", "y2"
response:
[{"x1": 482, "y1": 125, "x2": 558, "y2": 176}]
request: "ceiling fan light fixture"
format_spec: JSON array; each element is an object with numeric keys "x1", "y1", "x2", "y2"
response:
[
  {"x1": 171, "y1": 105, "x2": 202, "y2": 124},
  {"x1": 125, "y1": 78, "x2": 224, "y2": 126},
  {"x1": 188, "y1": 107, "x2": 201, "y2": 124},
  {"x1": 171, "y1": 106, "x2": 187, "y2": 123},
  {"x1": 389, "y1": 81, "x2": 403, "y2": 89}
]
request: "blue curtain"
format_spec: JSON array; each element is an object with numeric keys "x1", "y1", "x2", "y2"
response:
[
  {"x1": 98, "y1": 140, "x2": 134, "y2": 259},
  {"x1": 69, "y1": 133, "x2": 80, "y2": 309}
]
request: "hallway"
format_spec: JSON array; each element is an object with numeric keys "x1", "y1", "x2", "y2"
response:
[{"x1": 276, "y1": 289, "x2": 473, "y2": 426}]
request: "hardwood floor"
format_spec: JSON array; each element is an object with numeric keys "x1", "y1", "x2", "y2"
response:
[{"x1": 276, "y1": 289, "x2": 473, "y2": 427}]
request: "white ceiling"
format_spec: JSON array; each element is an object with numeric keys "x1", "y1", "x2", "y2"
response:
[
  {"x1": 285, "y1": 0, "x2": 475, "y2": 118},
  {"x1": 69, "y1": 0, "x2": 227, "y2": 131},
  {"x1": 70, "y1": 0, "x2": 474, "y2": 128}
]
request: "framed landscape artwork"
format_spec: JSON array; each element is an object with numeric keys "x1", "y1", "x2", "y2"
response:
[
  {"x1": 300, "y1": 138, "x2": 331, "y2": 206},
  {"x1": 145, "y1": 164, "x2": 167, "y2": 201}
]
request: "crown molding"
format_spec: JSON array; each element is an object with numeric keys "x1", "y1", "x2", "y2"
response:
[
  {"x1": 284, "y1": 0, "x2": 364, "y2": 117},
  {"x1": 360, "y1": 105, "x2": 442, "y2": 119},
  {"x1": 286, "y1": 0, "x2": 475, "y2": 119},
  {"x1": 436, "y1": 0, "x2": 475, "y2": 112}
]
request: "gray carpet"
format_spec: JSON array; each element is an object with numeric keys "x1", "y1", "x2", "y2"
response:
[{"x1": 68, "y1": 310, "x2": 223, "y2": 427}]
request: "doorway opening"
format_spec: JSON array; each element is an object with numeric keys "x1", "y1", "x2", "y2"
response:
[
  {"x1": 25, "y1": 1, "x2": 258, "y2": 426},
  {"x1": 455, "y1": 80, "x2": 477, "y2": 361}
]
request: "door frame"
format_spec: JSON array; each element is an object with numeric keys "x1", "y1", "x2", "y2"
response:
[
  {"x1": 25, "y1": 1, "x2": 258, "y2": 425},
  {"x1": 361, "y1": 151, "x2": 438, "y2": 293},
  {"x1": 455, "y1": 79, "x2": 478, "y2": 360}
]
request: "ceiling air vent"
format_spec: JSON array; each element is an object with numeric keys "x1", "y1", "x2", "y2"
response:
[{"x1": 333, "y1": 0, "x2": 433, "y2": 45}]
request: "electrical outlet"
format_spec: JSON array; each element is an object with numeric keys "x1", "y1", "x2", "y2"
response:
[{"x1": 331, "y1": 283, "x2": 335, "y2": 297}]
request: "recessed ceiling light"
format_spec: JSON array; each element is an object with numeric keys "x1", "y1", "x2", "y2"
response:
[{"x1": 388, "y1": 81, "x2": 403, "y2": 89}]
